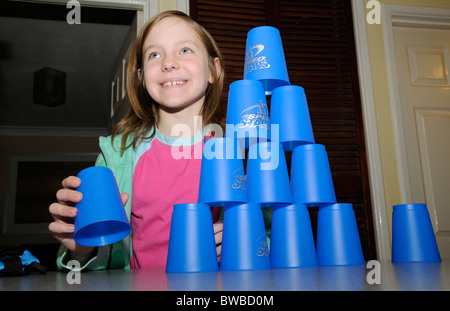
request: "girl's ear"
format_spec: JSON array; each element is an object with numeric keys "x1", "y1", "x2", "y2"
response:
[{"x1": 208, "y1": 57, "x2": 222, "y2": 84}]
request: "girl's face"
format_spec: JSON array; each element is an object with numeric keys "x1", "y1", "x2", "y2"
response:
[{"x1": 141, "y1": 17, "x2": 214, "y2": 114}]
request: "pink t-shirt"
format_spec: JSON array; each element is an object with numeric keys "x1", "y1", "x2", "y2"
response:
[{"x1": 130, "y1": 129, "x2": 218, "y2": 269}]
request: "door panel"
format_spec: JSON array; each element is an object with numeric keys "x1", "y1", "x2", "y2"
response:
[{"x1": 393, "y1": 26, "x2": 450, "y2": 258}]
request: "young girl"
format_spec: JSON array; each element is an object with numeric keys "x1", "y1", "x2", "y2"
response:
[{"x1": 48, "y1": 10, "x2": 225, "y2": 270}]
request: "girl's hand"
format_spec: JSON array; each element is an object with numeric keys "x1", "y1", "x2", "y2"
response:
[
  {"x1": 48, "y1": 176, "x2": 129, "y2": 263},
  {"x1": 213, "y1": 220, "x2": 223, "y2": 262}
]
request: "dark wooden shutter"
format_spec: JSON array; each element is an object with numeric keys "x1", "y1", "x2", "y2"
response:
[
  {"x1": 191, "y1": 0, "x2": 268, "y2": 114},
  {"x1": 191, "y1": 0, "x2": 377, "y2": 260}
]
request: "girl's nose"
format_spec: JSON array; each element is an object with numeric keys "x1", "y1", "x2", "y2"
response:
[{"x1": 162, "y1": 56, "x2": 179, "y2": 71}]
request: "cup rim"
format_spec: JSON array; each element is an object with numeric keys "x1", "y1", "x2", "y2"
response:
[
  {"x1": 247, "y1": 25, "x2": 279, "y2": 35},
  {"x1": 393, "y1": 203, "x2": 427, "y2": 211},
  {"x1": 74, "y1": 220, "x2": 131, "y2": 247},
  {"x1": 224, "y1": 202, "x2": 261, "y2": 210},
  {"x1": 230, "y1": 79, "x2": 263, "y2": 88},
  {"x1": 173, "y1": 203, "x2": 210, "y2": 211},
  {"x1": 272, "y1": 84, "x2": 305, "y2": 95},
  {"x1": 292, "y1": 143, "x2": 325, "y2": 152},
  {"x1": 318, "y1": 203, "x2": 353, "y2": 211},
  {"x1": 273, "y1": 203, "x2": 308, "y2": 211}
]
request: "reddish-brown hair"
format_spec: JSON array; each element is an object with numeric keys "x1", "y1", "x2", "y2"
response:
[{"x1": 112, "y1": 10, "x2": 224, "y2": 153}]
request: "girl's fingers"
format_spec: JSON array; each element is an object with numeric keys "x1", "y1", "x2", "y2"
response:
[
  {"x1": 56, "y1": 188, "x2": 82, "y2": 205},
  {"x1": 213, "y1": 220, "x2": 223, "y2": 234},
  {"x1": 213, "y1": 221, "x2": 223, "y2": 261},
  {"x1": 213, "y1": 220, "x2": 223, "y2": 245},
  {"x1": 214, "y1": 230, "x2": 223, "y2": 246},
  {"x1": 48, "y1": 220, "x2": 75, "y2": 235},
  {"x1": 49, "y1": 202, "x2": 77, "y2": 219},
  {"x1": 216, "y1": 244, "x2": 221, "y2": 256},
  {"x1": 61, "y1": 176, "x2": 81, "y2": 189},
  {"x1": 121, "y1": 192, "x2": 129, "y2": 206}
]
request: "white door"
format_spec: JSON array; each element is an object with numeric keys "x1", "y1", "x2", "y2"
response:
[{"x1": 393, "y1": 26, "x2": 450, "y2": 259}]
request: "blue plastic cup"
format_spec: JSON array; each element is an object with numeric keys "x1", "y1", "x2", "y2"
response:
[
  {"x1": 270, "y1": 85, "x2": 315, "y2": 151},
  {"x1": 166, "y1": 203, "x2": 219, "y2": 273},
  {"x1": 74, "y1": 166, "x2": 131, "y2": 247},
  {"x1": 225, "y1": 79, "x2": 271, "y2": 149},
  {"x1": 244, "y1": 26, "x2": 290, "y2": 95},
  {"x1": 270, "y1": 204, "x2": 317, "y2": 268},
  {"x1": 316, "y1": 203, "x2": 365, "y2": 266},
  {"x1": 220, "y1": 203, "x2": 271, "y2": 271},
  {"x1": 392, "y1": 203, "x2": 441, "y2": 263},
  {"x1": 198, "y1": 137, "x2": 247, "y2": 206},
  {"x1": 247, "y1": 141, "x2": 292, "y2": 206},
  {"x1": 291, "y1": 144, "x2": 337, "y2": 206}
]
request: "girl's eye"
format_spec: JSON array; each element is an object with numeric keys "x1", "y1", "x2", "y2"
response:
[
  {"x1": 149, "y1": 52, "x2": 160, "y2": 59},
  {"x1": 181, "y1": 48, "x2": 192, "y2": 54}
]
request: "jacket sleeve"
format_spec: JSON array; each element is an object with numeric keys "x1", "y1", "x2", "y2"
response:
[{"x1": 56, "y1": 245, "x2": 111, "y2": 271}]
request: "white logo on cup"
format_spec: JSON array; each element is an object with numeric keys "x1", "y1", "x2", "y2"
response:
[
  {"x1": 231, "y1": 167, "x2": 247, "y2": 190},
  {"x1": 256, "y1": 233, "x2": 269, "y2": 257},
  {"x1": 245, "y1": 44, "x2": 271, "y2": 73},
  {"x1": 238, "y1": 100, "x2": 270, "y2": 129},
  {"x1": 247, "y1": 44, "x2": 264, "y2": 58}
]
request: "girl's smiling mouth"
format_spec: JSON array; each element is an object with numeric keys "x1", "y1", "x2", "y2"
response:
[{"x1": 162, "y1": 80, "x2": 187, "y2": 87}]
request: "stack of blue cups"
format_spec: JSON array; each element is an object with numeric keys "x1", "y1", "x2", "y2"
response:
[
  {"x1": 198, "y1": 137, "x2": 271, "y2": 271},
  {"x1": 227, "y1": 25, "x2": 318, "y2": 270},
  {"x1": 241, "y1": 25, "x2": 365, "y2": 267},
  {"x1": 168, "y1": 25, "x2": 366, "y2": 274},
  {"x1": 167, "y1": 137, "x2": 249, "y2": 273}
]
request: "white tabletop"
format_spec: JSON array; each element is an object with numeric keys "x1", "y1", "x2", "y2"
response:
[{"x1": 1, "y1": 260, "x2": 449, "y2": 291}]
